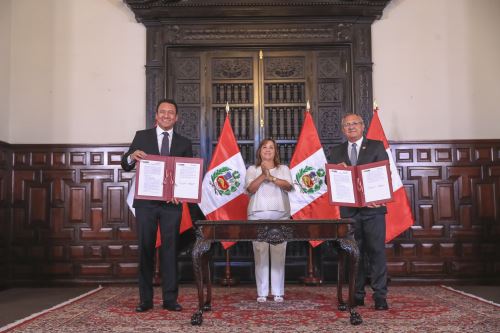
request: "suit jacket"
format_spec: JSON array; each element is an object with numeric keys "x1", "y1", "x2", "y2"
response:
[
  {"x1": 330, "y1": 137, "x2": 389, "y2": 217},
  {"x1": 121, "y1": 127, "x2": 193, "y2": 208}
]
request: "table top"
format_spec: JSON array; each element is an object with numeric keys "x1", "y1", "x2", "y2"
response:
[{"x1": 194, "y1": 219, "x2": 355, "y2": 243}]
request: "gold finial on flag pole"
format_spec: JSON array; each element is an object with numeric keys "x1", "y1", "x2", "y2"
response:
[
  {"x1": 226, "y1": 101, "x2": 230, "y2": 114},
  {"x1": 306, "y1": 100, "x2": 311, "y2": 112}
]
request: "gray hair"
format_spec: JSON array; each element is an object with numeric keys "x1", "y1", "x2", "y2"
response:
[{"x1": 341, "y1": 113, "x2": 364, "y2": 126}]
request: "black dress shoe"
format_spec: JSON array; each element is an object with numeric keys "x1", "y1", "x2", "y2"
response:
[
  {"x1": 355, "y1": 298, "x2": 365, "y2": 306},
  {"x1": 135, "y1": 303, "x2": 153, "y2": 312},
  {"x1": 374, "y1": 298, "x2": 389, "y2": 310},
  {"x1": 162, "y1": 302, "x2": 183, "y2": 311}
]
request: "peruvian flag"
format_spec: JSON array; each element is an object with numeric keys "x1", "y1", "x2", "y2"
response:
[
  {"x1": 198, "y1": 115, "x2": 249, "y2": 249},
  {"x1": 366, "y1": 107, "x2": 414, "y2": 242},
  {"x1": 126, "y1": 176, "x2": 193, "y2": 248},
  {"x1": 289, "y1": 111, "x2": 340, "y2": 247}
]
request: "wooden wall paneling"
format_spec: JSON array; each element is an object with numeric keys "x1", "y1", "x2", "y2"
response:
[
  {"x1": 392, "y1": 142, "x2": 500, "y2": 281},
  {"x1": 2, "y1": 141, "x2": 500, "y2": 284},
  {"x1": 487, "y1": 165, "x2": 500, "y2": 237},
  {"x1": 6, "y1": 145, "x2": 141, "y2": 283},
  {"x1": 0, "y1": 142, "x2": 12, "y2": 286}
]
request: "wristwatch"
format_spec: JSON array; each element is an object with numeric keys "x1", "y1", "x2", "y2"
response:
[{"x1": 271, "y1": 176, "x2": 277, "y2": 183}]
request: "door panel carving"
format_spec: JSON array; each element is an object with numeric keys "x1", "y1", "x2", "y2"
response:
[{"x1": 168, "y1": 47, "x2": 351, "y2": 166}]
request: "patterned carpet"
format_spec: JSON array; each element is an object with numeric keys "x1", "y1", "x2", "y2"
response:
[{"x1": 1, "y1": 285, "x2": 499, "y2": 333}]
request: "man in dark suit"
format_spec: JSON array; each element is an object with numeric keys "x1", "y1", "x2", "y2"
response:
[
  {"x1": 121, "y1": 98, "x2": 193, "y2": 312},
  {"x1": 330, "y1": 113, "x2": 389, "y2": 310}
]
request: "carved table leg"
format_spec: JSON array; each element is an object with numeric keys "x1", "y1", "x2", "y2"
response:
[
  {"x1": 337, "y1": 250, "x2": 347, "y2": 311},
  {"x1": 336, "y1": 238, "x2": 362, "y2": 325},
  {"x1": 202, "y1": 251, "x2": 212, "y2": 311},
  {"x1": 191, "y1": 236, "x2": 212, "y2": 326}
]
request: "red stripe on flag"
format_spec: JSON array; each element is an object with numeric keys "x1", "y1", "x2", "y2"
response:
[
  {"x1": 292, "y1": 194, "x2": 340, "y2": 220},
  {"x1": 206, "y1": 194, "x2": 248, "y2": 221},
  {"x1": 366, "y1": 107, "x2": 414, "y2": 242},
  {"x1": 292, "y1": 194, "x2": 340, "y2": 247},
  {"x1": 366, "y1": 108, "x2": 389, "y2": 150},
  {"x1": 180, "y1": 202, "x2": 194, "y2": 234},
  {"x1": 206, "y1": 194, "x2": 249, "y2": 249},
  {"x1": 155, "y1": 202, "x2": 194, "y2": 248},
  {"x1": 155, "y1": 227, "x2": 162, "y2": 248},
  {"x1": 207, "y1": 116, "x2": 240, "y2": 170},
  {"x1": 384, "y1": 188, "x2": 413, "y2": 242},
  {"x1": 289, "y1": 112, "x2": 323, "y2": 169}
]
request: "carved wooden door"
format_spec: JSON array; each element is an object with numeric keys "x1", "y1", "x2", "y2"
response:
[
  {"x1": 168, "y1": 47, "x2": 351, "y2": 281},
  {"x1": 168, "y1": 47, "x2": 351, "y2": 166}
]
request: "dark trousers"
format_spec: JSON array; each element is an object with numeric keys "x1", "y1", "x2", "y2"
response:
[
  {"x1": 136, "y1": 205, "x2": 182, "y2": 305},
  {"x1": 352, "y1": 212, "x2": 388, "y2": 301}
]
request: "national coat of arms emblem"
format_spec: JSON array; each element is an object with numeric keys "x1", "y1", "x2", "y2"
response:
[
  {"x1": 210, "y1": 166, "x2": 241, "y2": 196},
  {"x1": 295, "y1": 166, "x2": 325, "y2": 194}
]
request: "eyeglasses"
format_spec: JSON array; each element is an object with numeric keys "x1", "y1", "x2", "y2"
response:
[{"x1": 342, "y1": 121, "x2": 363, "y2": 128}]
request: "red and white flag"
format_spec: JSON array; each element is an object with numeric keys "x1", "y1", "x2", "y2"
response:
[
  {"x1": 289, "y1": 111, "x2": 340, "y2": 247},
  {"x1": 198, "y1": 115, "x2": 249, "y2": 249},
  {"x1": 366, "y1": 107, "x2": 414, "y2": 242}
]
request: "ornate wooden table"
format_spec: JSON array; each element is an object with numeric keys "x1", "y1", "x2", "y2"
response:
[{"x1": 190, "y1": 219, "x2": 362, "y2": 326}]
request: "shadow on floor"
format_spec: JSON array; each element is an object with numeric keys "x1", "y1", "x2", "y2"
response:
[
  {"x1": 0, "y1": 287, "x2": 96, "y2": 327},
  {"x1": 447, "y1": 285, "x2": 500, "y2": 303}
]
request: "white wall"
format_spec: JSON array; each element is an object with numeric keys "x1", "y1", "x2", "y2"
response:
[
  {"x1": 7, "y1": 0, "x2": 145, "y2": 144},
  {"x1": 372, "y1": 0, "x2": 500, "y2": 140},
  {"x1": 3, "y1": 0, "x2": 500, "y2": 143},
  {"x1": 0, "y1": 0, "x2": 11, "y2": 142}
]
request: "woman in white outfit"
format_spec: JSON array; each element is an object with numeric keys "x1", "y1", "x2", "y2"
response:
[{"x1": 245, "y1": 138, "x2": 293, "y2": 303}]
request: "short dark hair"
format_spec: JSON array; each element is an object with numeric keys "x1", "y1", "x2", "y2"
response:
[{"x1": 156, "y1": 98, "x2": 178, "y2": 114}]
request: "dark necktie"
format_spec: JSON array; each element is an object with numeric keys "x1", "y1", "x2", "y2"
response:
[
  {"x1": 161, "y1": 132, "x2": 170, "y2": 156},
  {"x1": 350, "y1": 142, "x2": 357, "y2": 166}
]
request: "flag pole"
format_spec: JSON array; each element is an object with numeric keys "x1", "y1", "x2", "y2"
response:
[
  {"x1": 154, "y1": 251, "x2": 161, "y2": 285},
  {"x1": 220, "y1": 246, "x2": 239, "y2": 286},
  {"x1": 298, "y1": 100, "x2": 323, "y2": 286},
  {"x1": 300, "y1": 244, "x2": 323, "y2": 286},
  {"x1": 219, "y1": 101, "x2": 239, "y2": 287}
]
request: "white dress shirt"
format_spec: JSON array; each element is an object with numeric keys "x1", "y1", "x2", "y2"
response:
[
  {"x1": 156, "y1": 126, "x2": 173, "y2": 154},
  {"x1": 127, "y1": 126, "x2": 174, "y2": 165}
]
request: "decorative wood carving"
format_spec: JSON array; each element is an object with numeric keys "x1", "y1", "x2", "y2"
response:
[{"x1": 124, "y1": 1, "x2": 391, "y2": 22}]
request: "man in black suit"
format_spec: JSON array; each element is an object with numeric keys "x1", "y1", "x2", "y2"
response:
[
  {"x1": 330, "y1": 113, "x2": 389, "y2": 310},
  {"x1": 121, "y1": 98, "x2": 193, "y2": 312}
]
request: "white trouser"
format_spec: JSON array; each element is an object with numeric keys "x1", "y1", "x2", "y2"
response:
[
  {"x1": 249, "y1": 210, "x2": 289, "y2": 297},
  {"x1": 253, "y1": 241, "x2": 287, "y2": 297}
]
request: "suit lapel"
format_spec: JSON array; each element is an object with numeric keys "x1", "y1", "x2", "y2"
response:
[
  {"x1": 341, "y1": 141, "x2": 351, "y2": 165},
  {"x1": 169, "y1": 131, "x2": 179, "y2": 156},
  {"x1": 356, "y1": 137, "x2": 369, "y2": 165},
  {"x1": 149, "y1": 128, "x2": 160, "y2": 155}
]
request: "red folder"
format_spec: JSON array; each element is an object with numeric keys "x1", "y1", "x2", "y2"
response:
[
  {"x1": 325, "y1": 160, "x2": 393, "y2": 207},
  {"x1": 134, "y1": 155, "x2": 203, "y2": 203}
]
